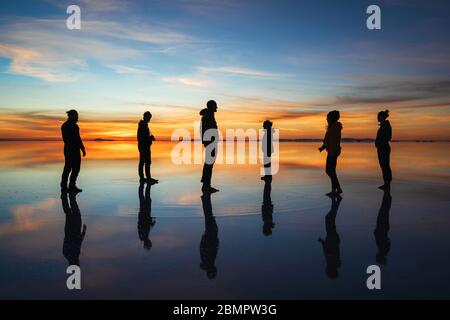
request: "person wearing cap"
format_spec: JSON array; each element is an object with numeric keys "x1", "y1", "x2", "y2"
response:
[
  {"x1": 61, "y1": 109, "x2": 86, "y2": 193},
  {"x1": 137, "y1": 111, "x2": 158, "y2": 184}
]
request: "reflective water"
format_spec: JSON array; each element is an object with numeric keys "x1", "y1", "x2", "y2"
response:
[{"x1": 0, "y1": 141, "x2": 449, "y2": 299}]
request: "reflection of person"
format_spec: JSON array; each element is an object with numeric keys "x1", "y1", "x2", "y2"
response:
[
  {"x1": 61, "y1": 109, "x2": 86, "y2": 193},
  {"x1": 375, "y1": 110, "x2": 392, "y2": 190},
  {"x1": 200, "y1": 100, "x2": 219, "y2": 193},
  {"x1": 318, "y1": 195, "x2": 342, "y2": 279},
  {"x1": 137, "y1": 111, "x2": 158, "y2": 184},
  {"x1": 374, "y1": 190, "x2": 392, "y2": 264},
  {"x1": 61, "y1": 192, "x2": 86, "y2": 266},
  {"x1": 200, "y1": 193, "x2": 219, "y2": 279},
  {"x1": 261, "y1": 120, "x2": 274, "y2": 180},
  {"x1": 262, "y1": 176, "x2": 275, "y2": 236},
  {"x1": 138, "y1": 182, "x2": 155, "y2": 250},
  {"x1": 319, "y1": 110, "x2": 343, "y2": 196}
]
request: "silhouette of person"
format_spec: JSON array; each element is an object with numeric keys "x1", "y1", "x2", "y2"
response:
[
  {"x1": 200, "y1": 100, "x2": 219, "y2": 193},
  {"x1": 318, "y1": 195, "x2": 342, "y2": 279},
  {"x1": 375, "y1": 110, "x2": 392, "y2": 190},
  {"x1": 61, "y1": 191, "x2": 86, "y2": 266},
  {"x1": 138, "y1": 182, "x2": 156, "y2": 250},
  {"x1": 61, "y1": 109, "x2": 86, "y2": 193},
  {"x1": 261, "y1": 120, "x2": 274, "y2": 181},
  {"x1": 319, "y1": 110, "x2": 343, "y2": 196},
  {"x1": 200, "y1": 192, "x2": 219, "y2": 279},
  {"x1": 374, "y1": 190, "x2": 392, "y2": 265},
  {"x1": 137, "y1": 111, "x2": 158, "y2": 184},
  {"x1": 261, "y1": 175, "x2": 275, "y2": 236}
]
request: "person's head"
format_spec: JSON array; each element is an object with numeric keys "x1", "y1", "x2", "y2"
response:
[
  {"x1": 143, "y1": 111, "x2": 152, "y2": 123},
  {"x1": 327, "y1": 110, "x2": 340, "y2": 125},
  {"x1": 66, "y1": 109, "x2": 78, "y2": 123},
  {"x1": 206, "y1": 100, "x2": 218, "y2": 112},
  {"x1": 377, "y1": 109, "x2": 389, "y2": 123},
  {"x1": 263, "y1": 120, "x2": 273, "y2": 129}
]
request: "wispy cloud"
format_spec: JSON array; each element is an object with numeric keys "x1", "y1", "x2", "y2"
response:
[
  {"x1": 162, "y1": 75, "x2": 214, "y2": 87},
  {"x1": 0, "y1": 18, "x2": 203, "y2": 82},
  {"x1": 198, "y1": 66, "x2": 288, "y2": 79}
]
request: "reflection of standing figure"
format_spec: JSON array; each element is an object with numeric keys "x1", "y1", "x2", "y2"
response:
[
  {"x1": 375, "y1": 110, "x2": 392, "y2": 190},
  {"x1": 262, "y1": 176, "x2": 275, "y2": 236},
  {"x1": 318, "y1": 195, "x2": 342, "y2": 279},
  {"x1": 200, "y1": 193, "x2": 219, "y2": 279},
  {"x1": 374, "y1": 190, "x2": 392, "y2": 264},
  {"x1": 138, "y1": 182, "x2": 156, "y2": 250},
  {"x1": 61, "y1": 192, "x2": 86, "y2": 266}
]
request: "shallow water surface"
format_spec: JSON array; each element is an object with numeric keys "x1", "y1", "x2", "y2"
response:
[{"x1": 0, "y1": 141, "x2": 449, "y2": 299}]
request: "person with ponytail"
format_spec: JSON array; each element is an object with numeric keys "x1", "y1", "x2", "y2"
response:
[
  {"x1": 375, "y1": 110, "x2": 392, "y2": 190},
  {"x1": 319, "y1": 110, "x2": 343, "y2": 196}
]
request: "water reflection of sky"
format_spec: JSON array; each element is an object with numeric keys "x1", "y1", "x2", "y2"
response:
[{"x1": 0, "y1": 141, "x2": 450, "y2": 299}]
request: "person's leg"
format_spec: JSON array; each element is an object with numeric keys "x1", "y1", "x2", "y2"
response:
[
  {"x1": 326, "y1": 154, "x2": 340, "y2": 193},
  {"x1": 325, "y1": 155, "x2": 335, "y2": 191},
  {"x1": 69, "y1": 153, "x2": 81, "y2": 189},
  {"x1": 384, "y1": 147, "x2": 392, "y2": 184},
  {"x1": 202, "y1": 145, "x2": 217, "y2": 191},
  {"x1": 333, "y1": 155, "x2": 342, "y2": 192},
  {"x1": 138, "y1": 151, "x2": 145, "y2": 179},
  {"x1": 202, "y1": 145, "x2": 213, "y2": 185},
  {"x1": 61, "y1": 153, "x2": 71, "y2": 189},
  {"x1": 378, "y1": 147, "x2": 392, "y2": 186},
  {"x1": 145, "y1": 160, "x2": 151, "y2": 180}
]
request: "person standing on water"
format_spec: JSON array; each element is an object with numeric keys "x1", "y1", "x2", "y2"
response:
[
  {"x1": 61, "y1": 109, "x2": 86, "y2": 193},
  {"x1": 319, "y1": 110, "x2": 343, "y2": 196},
  {"x1": 200, "y1": 100, "x2": 219, "y2": 193},
  {"x1": 137, "y1": 111, "x2": 158, "y2": 184},
  {"x1": 375, "y1": 110, "x2": 392, "y2": 190}
]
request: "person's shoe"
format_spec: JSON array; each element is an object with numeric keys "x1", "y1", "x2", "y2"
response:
[
  {"x1": 261, "y1": 175, "x2": 272, "y2": 182},
  {"x1": 139, "y1": 177, "x2": 147, "y2": 183},
  {"x1": 336, "y1": 188, "x2": 343, "y2": 194},
  {"x1": 148, "y1": 178, "x2": 159, "y2": 185},
  {"x1": 60, "y1": 184, "x2": 69, "y2": 193},
  {"x1": 68, "y1": 186, "x2": 82, "y2": 193}
]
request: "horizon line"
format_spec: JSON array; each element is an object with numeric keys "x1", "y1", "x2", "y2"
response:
[{"x1": 1, "y1": 138, "x2": 449, "y2": 142}]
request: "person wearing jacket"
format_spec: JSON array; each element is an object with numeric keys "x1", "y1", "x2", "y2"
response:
[
  {"x1": 200, "y1": 100, "x2": 219, "y2": 193},
  {"x1": 61, "y1": 109, "x2": 86, "y2": 193},
  {"x1": 137, "y1": 111, "x2": 158, "y2": 184},
  {"x1": 375, "y1": 110, "x2": 392, "y2": 190},
  {"x1": 319, "y1": 110, "x2": 343, "y2": 196}
]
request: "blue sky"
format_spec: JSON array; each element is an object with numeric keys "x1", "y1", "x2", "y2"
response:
[{"x1": 0, "y1": 0, "x2": 449, "y2": 139}]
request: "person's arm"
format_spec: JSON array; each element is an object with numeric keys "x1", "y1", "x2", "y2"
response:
[
  {"x1": 76, "y1": 125, "x2": 86, "y2": 157},
  {"x1": 319, "y1": 131, "x2": 329, "y2": 152}
]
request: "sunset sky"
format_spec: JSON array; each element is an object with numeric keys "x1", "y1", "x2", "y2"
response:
[{"x1": 0, "y1": 0, "x2": 449, "y2": 140}]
